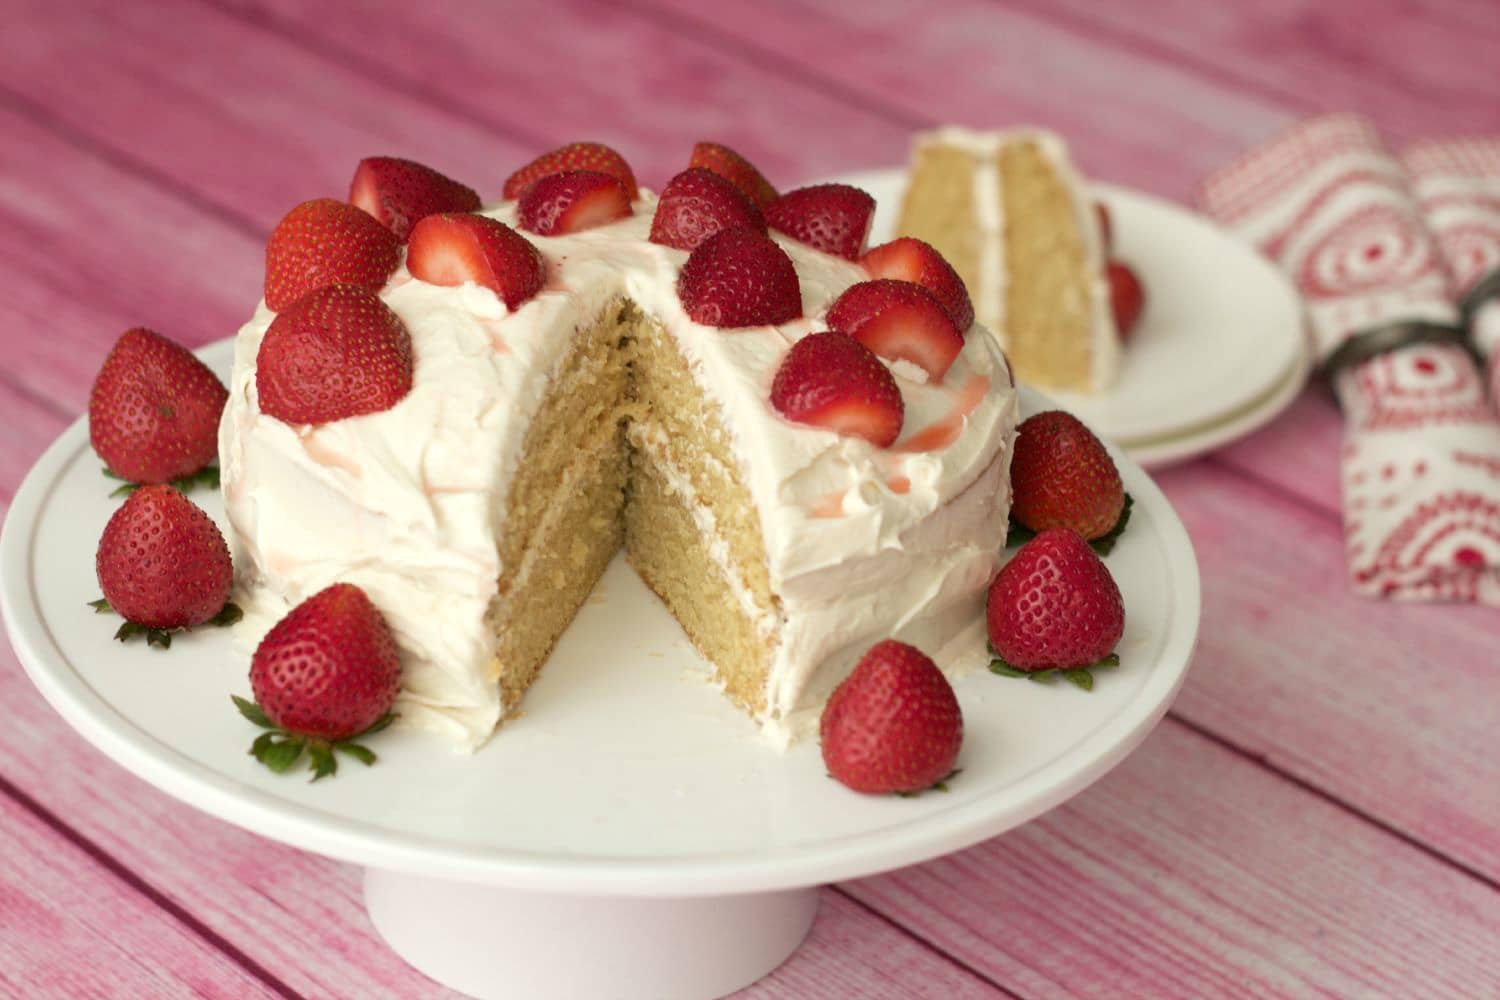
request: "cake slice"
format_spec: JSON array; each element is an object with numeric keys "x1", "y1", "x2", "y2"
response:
[{"x1": 896, "y1": 127, "x2": 1119, "y2": 393}]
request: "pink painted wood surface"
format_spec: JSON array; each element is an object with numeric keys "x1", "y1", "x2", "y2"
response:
[{"x1": 0, "y1": 0, "x2": 1497, "y2": 997}]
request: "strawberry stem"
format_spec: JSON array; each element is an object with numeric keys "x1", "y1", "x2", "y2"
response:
[
  {"x1": 96, "y1": 599, "x2": 242, "y2": 648},
  {"x1": 1004, "y1": 492, "x2": 1134, "y2": 556},
  {"x1": 987, "y1": 652, "x2": 1120, "y2": 691},
  {"x1": 232, "y1": 697, "x2": 398, "y2": 782},
  {"x1": 102, "y1": 464, "x2": 221, "y2": 499}
]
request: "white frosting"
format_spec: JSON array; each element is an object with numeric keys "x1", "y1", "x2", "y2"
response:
[
  {"x1": 220, "y1": 193, "x2": 1017, "y2": 751},
  {"x1": 916, "y1": 126, "x2": 1120, "y2": 391}
]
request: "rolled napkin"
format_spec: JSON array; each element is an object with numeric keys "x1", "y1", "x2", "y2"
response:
[
  {"x1": 1401, "y1": 138, "x2": 1500, "y2": 400},
  {"x1": 1201, "y1": 113, "x2": 1500, "y2": 604}
]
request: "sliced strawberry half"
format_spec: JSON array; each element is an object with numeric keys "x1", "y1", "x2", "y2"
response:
[
  {"x1": 503, "y1": 142, "x2": 638, "y2": 201},
  {"x1": 765, "y1": 183, "x2": 875, "y2": 261},
  {"x1": 1107, "y1": 260, "x2": 1145, "y2": 340},
  {"x1": 348, "y1": 156, "x2": 481, "y2": 242},
  {"x1": 689, "y1": 141, "x2": 778, "y2": 210},
  {"x1": 407, "y1": 214, "x2": 545, "y2": 309},
  {"x1": 517, "y1": 170, "x2": 632, "y2": 236},
  {"x1": 264, "y1": 198, "x2": 401, "y2": 311},
  {"x1": 770, "y1": 330, "x2": 904, "y2": 447},
  {"x1": 677, "y1": 227, "x2": 802, "y2": 328},
  {"x1": 826, "y1": 279, "x2": 965, "y2": 381},
  {"x1": 256, "y1": 284, "x2": 414, "y2": 425},
  {"x1": 649, "y1": 167, "x2": 766, "y2": 252},
  {"x1": 859, "y1": 237, "x2": 974, "y2": 331}
]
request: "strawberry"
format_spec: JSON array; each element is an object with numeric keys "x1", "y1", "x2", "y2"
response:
[
  {"x1": 689, "y1": 141, "x2": 778, "y2": 210},
  {"x1": 986, "y1": 529, "x2": 1124, "y2": 672},
  {"x1": 407, "y1": 213, "x2": 545, "y2": 309},
  {"x1": 89, "y1": 328, "x2": 228, "y2": 489},
  {"x1": 766, "y1": 184, "x2": 875, "y2": 260},
  {"x1": 1095, "y1": 202, "x2": 1113, "y2": 252},
  {"x1": 826, "y1": 279, "x2": 965, "y2": 381},
  {"x1": 1107, "y1": 260, "x2": 1145, "y2": 341},
  {"x1": 677, "y1": 227, "x2": 802, "y2": 327},
  {"x1": 348, "y1": 156, "x2": 481, "y2": 242},
  {"x1": 820, "y1": 640, "x2": 962, "y2": 795},
  {"x1": 502, "y1": 141, "x2": 639, "y2": 201},
  {"x1": 1009, "y1": 410, "x2": 1126, "y2": 542},
  {"x1": 93, "y1": 484, "x2": 235, "y2": 646},
  {"x1": 770, "y1": 330, "x2": 903, "y2": 447},
  {"x1": 235, "y1": 583, "x2": 401, "y2": 780},
  {"x1": 860, "y1": 237, "x2": 974, "y2": 331},
  {"x1": 263, "y1": 198, "x2": 400, "y2": 311},
  {"x1": 649, "y1": 167, "x2": 766, "y2": 252},
  {"x1": 256, "y1": 284, "x2": 414, "y2": 425},
  {"x1": 517, "y1": 170, "x2": 632, "y2": 236}
]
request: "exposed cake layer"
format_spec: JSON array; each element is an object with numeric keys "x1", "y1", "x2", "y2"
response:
[
  {"x1": 221, "y1": 191, "x2": 1018, "y2": 750},
  {"x1": 900, "y1": 126, "x2": 1120, "y2": 392}
]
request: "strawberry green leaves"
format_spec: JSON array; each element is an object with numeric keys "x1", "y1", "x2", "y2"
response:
[{"x1": 233, "y1": 695, "x2": 396, "y2": 781}]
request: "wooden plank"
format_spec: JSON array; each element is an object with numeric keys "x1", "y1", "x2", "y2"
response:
[
  {"x1": 0, "y1": 0, "x2": 525, "y2": 232},
  {"x1": 1161, "y1": 459, "x2": 1500, "y2": 879},
  {"x1": 0, "y1": 105, "x2": 260, "y2": 411},
  {"x1": 845, "y1": 722, "x2": 1500, "y2": 999},
  {"x1": 739, "y1": 890, "x2": 998, "y2": 998},
  {"x1": 997, "y1": 0, "x2": 1500, "y2": 141},
  {"x1": 0, "y1": 790, "x2": 283, "y2": 999}
]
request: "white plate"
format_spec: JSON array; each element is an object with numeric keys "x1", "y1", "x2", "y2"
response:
[
  {"x1": 830, "y1": 168, "x2": 1310, "y2": 467},
  {"x1": 0, "y1": 342, "x2": 1199, "y2": 898}
]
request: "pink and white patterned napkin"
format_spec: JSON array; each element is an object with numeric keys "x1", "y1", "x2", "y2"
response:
[
  {"x1": 1201, "y1": 114, "x2": 1500, "y2": 604},
  {"x1": 1401, "y1": 138, "x2": 1500, "y2": 401}
]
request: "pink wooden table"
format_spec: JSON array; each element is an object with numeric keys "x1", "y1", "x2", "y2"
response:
[{"x1": 2, "y1": 2, "x2": 1498, "y2": 996}]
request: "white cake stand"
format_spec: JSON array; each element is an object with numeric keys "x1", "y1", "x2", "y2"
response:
[{"x1": 0, "y1": 367, "x2": 1200, "y2": 1000}]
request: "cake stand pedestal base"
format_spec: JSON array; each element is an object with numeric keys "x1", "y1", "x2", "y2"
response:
[{"x1": 364, "y1": 868, "x2": 821, "y2": 1000}]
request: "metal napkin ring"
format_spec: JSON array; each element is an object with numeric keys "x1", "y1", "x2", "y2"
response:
[{"x1": 1321, "y1": 320, "x2": 1473, "y2": 382}]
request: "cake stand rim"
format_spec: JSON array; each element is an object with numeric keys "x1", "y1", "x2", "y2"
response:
[{"x1": 1, "y1": 345, "x2": 1200, "y2": 898}]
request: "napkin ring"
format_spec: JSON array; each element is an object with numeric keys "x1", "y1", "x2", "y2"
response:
[
  {"x1": 1460, "y1": 269, "x2": 1500, "y2": 329},
  {"x1": 1322, "y1": 320, "x2": 1473, "y2": 381}
]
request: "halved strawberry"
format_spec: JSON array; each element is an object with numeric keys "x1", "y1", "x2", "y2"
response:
[
  {"x1": 517, "y1": 170, "x2": 632, "y2": 236},
  {"x1": 689, "y1": 141, "x2": 778, "y2": 210},
  {"x1": 503, "y1": 142, "x2": 638, "y2": 201},
  {"x1": 766, "y1": 184, "x2": 875, "y2": 261},
  {"x1": 1095, "y1": 202, "x2": 1113, "y2": 252},
  {"x1": 649, "y1": 167, "x2": 766, "y2": 252},
  {"x1": 407, "y1": 214, "x2": 545, "y2": 309},
  {"x1": 826, "y1": 279, "x2": 965, "y2": 381},
  {"x1": 860, "y1": 237, "x2": 974, "y2": 331},
  {"x1": 770, "y1": 330, "x2": 904, "y2": 447},
  {"x1": 1107, "y1": 260, "x2": 1145, "y2": 340},
  {"x1": 349, "y1": 156, "x2": 481, "y2": 241},
  {"x1": 677, "y1": 228, "x2": 802, "y2": 328},
  {"x1": 264, "y1": 198, "x2": 401, "y2": 311},
  {"x1": 256, "y1": 284, "x2": 414, "y2": 425}
]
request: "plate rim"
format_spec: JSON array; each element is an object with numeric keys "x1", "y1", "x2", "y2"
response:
[{"x1": 1, "y1": 344, "x2": 1201, "y2": 897}]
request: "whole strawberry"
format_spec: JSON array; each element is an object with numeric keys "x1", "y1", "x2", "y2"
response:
[
  {"x1": 649, "y1": 167, "x2": 766, "y2": 252},
  {"x1": 820, "y1": 640, "x2": 963, "y2": 795},
  {"x1": 677, "y1": 228, "x2": 802, "y2": 328},
  {"x1": 688, "y1": 141, "x2": 778, "y2": 210},
  {"x1": 1108, "y1": 260, "x2": 1145, "y2": 341},
  {"x1": 89, "y1": 328, "x2": 228, "y2": 489},
  {"x1": 264, "y1": 198, "x2": 401, "y2": 311},
  {"x1": 503, "y1": 141, "x2": 639, "y2": 202},
  {"x1": 349, "y1": 156, "x2": 481, "y2": 241},
  {"x1": 234, "y1": 583, "x2": 401, "y2": 780},
  {"x1": 256, "y1": 283, "x2": 414, "y2": 425},
  {"x1": 94, "y1": 484, "x2": 235, "y2": 647},
  {"x1": 987, "y1": 529, "x2": 1124, "y2": 672},
  {"x1": 766, "y1": 183, "x2": 875, "y2": 261},
  {"x1": 1009, "y1": 410, "x2": 1127, "y2": 544}
]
